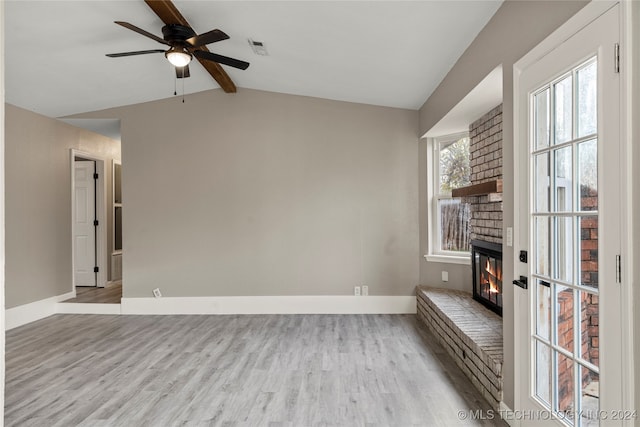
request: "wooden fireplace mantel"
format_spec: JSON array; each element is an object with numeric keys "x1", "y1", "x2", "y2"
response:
[{"x1": 451, "y1": 179, "x2": 502, "y2": 198}]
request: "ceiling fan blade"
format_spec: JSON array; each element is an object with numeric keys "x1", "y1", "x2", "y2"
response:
[
  {"x1": 106, "y1": 49, "x2": 166, "y2": 58},
  {"x1": 176, "y1": 65, "x2": 190, "y2": 79},
  {"x1": 193, "y1": 50, "x2": 250, "y2": 70},
  {"x1": 114, "y1": 21, "x2": 170, "y2": 46},
  {"x1": 186, "y1": 29, "x2": 229, "y2": 48},
  {"x1": 144, "y1": 0, "x2": 237, "y2": 93}
]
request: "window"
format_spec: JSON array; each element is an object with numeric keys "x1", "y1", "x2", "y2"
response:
[{"x1": 427, "y1": 132, "x2": 471, "y2": 263}]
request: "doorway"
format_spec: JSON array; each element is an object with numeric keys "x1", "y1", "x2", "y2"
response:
[
  {"x1": 514, "y1": 3, "x2": 631, "y2": 425},
  {"x1": 73, "y1": 158, "x2": 97, "y2": 287},
  {"x1": 71, "y1": 149, "x2": 107, "y2": 290}
]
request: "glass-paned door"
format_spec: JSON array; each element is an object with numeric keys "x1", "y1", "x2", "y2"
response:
[
  {"x1": 515, "y1": 4, "x2": 625, "y2": 426},
  {"x1": 531, "y1": 58, "x2": 600, "y2": 425}
]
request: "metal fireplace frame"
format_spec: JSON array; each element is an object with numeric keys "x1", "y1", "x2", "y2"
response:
[{"x1": 471, "y1": 239, "x2": 503, "y2": 316}]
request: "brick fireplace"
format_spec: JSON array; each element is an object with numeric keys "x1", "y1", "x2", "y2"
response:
[
  {"x1": 453, "y1": 104, "x2": 505, "y2": 309},
  {"x1": 418, "y1": 103, "x2": 600, "y2": 412},
  {"x1": 469, "y1": 104, "x2": 503, "y2": 244}
]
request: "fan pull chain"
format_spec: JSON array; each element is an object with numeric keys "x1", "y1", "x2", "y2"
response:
[{"x1": 172, "y1": 68, "x2": 186, "y2": 103}]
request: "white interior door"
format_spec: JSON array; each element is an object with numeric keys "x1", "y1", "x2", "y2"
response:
[
  {"x1": 515, "y1": 4, "x2": 625, "y2": 426},
  {"x1": 74, "y1": 160, "x2": 97, "y2": 287}
]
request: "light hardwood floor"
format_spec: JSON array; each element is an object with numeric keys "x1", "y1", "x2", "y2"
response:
[
  {"x1": 5, "y1": 314, "x2": 506, "y2": 426},
  {"x1": 62, "y1": 284, "x2": 123, "y2": 304}
]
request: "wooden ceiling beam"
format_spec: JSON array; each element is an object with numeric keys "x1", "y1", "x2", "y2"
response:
[{"x1": 144, "y1": 0, "x2": 237, "y2": 93}]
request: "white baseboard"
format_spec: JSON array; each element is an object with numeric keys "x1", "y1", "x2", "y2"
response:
[
  {"x1": 56, "y1": 303, "x2": 121, "y2": 315},
  {"x1": 5, "y1": 291, "x2": 75, "y2": 330},
  {"x1": 121, "y1": 295, "x2": 417, "y2": 315},
  {"x1": 499, "y1": 401, "x2": 517, "y2": 427},
  {"x1": 6, "y1": 295, "x2": 416, "y2": 327}
]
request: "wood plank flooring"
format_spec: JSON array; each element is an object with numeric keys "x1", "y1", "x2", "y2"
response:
[
  {"x1": 62, "y1": 283, "x2": 122, "y2": 304},
  {"x1": 5, "y1": 314, "x2": 506, "y2": 426}
]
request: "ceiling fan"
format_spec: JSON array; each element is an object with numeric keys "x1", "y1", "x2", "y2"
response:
[{"x1": 106, "y1": 0, "x2": 249, "y2": 93}]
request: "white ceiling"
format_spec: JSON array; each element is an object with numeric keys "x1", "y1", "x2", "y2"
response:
[{"x1": 5, "y1": 1, "x2": 502, "y2": 118}]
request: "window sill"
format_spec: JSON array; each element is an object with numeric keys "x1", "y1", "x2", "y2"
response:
[{"x1": 424, "y1": 254, "x2": 471, "y2": 265}]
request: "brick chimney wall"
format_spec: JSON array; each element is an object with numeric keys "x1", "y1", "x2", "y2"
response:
[{"x1": 468, "y1": 104, "x2": 503, "y2": 245}]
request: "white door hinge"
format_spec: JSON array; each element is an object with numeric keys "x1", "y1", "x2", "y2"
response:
[
  {"x1": 616, "y1": 255, "x2": 621, "y2": 283},
  {"x1": 614, "y1": 43, "x2": 620, "y2": 73}
]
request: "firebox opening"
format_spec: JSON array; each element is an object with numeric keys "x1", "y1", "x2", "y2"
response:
[{"x1": 472, "y1": 240, "x2": 503, "y2": 316}]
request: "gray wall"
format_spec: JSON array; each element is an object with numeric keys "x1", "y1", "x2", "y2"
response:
[
  {"x1": 5, "y1": 104, "x2": 121, "y2": 308},
  {"x1": 418, "y1": 0, "x2": 588, "y2": 409},
  {"x1": 632, "y1": 0, "x2": 640, "y2": 417},
  {"x1": 76, "y1": 89, "x2": 420, "y2": 299},
  {"x1": 1, "y1": 2, "x2": 5, "y2": 414}
]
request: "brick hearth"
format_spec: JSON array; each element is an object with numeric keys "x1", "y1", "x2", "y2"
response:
[{"x1": 416, "y1": 286, "x2": 503, "y2": 409}]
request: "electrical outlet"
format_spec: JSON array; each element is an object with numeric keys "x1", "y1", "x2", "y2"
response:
[
  {"x1": 362, "y1": 285, "x2": 369, "y2": 296},
  {"x1": 442, "y1": 271, "x2": 449, "y2": 282},
  {"x1": 506, "y1": 227, "x2": 513, "y2": 247},
  {"x1": 153, "y1": 288, "x2": 162, "y2": 298},
  {"x1": 354, "y1": 286, "x2": 361, "y2": 296}
]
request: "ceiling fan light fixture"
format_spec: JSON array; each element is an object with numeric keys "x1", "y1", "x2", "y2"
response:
[{"x1": 165, "y1": 48, "x2": 192, "y2": 67}]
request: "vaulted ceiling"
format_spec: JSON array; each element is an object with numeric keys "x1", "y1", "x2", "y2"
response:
[{"x1": 5, "y1": 1, "x2": 502, "y2": 118}]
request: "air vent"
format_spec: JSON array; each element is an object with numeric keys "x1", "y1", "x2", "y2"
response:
[{"x1": 248, "y1": 39, "x2": 268, "y2": 56}]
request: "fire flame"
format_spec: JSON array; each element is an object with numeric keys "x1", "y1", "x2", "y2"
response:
[{"x1": 485, "y1": 259, "x2": 500, "y2": 294}]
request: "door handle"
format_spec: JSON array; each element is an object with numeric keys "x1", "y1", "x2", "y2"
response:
[{"x1": 513, "y1": 276, "x2": 528, "y2": 289}]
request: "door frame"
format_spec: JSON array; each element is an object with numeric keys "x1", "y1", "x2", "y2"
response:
[
  {"x1": 70, "y1": 149, "x2": 107, "y2": 289},
  {"x1": 512, "y1": 0, "x2": 634, "y2": 421}
]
